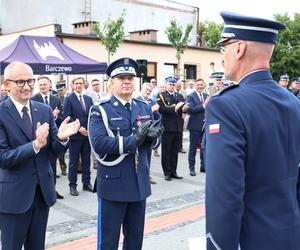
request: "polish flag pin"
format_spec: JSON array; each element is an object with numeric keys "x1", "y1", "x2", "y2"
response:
[{"x1": 209, "y1": 123, "x2": 220, "y2": 134}]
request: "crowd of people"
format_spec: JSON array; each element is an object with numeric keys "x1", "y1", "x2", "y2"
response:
[{"x1": 1, "y1": 10, "x2": 300, "y2": 250}]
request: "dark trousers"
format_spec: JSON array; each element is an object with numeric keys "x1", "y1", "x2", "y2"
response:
[
  {"x1": 58, "y1": 152, "x2": 67, "y2": 172},
  {"x1": 68, "y1": 138, "x2": 91, "y2": 188},
  {"x1": 97, "y1": 198, "x2": 146, "y2": 250},
  {"x1": 188, "y1": 130, "x2": 204, "y2": 171},
  {"x1": 161, "y1": 132, "x2": 181, "y2": 176},
  {"x1": 0, "y1": 186, "x2": 49, "y2": 250}
]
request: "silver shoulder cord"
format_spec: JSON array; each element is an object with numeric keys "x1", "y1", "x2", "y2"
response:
[
  {"x1": 88, "y1": 105, "x2": 128, "y2": 167},
  {"x1": 206, "y1": 233, "x2": 222, "y2": 250}
]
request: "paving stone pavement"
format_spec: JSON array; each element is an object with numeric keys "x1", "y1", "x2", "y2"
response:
[{"x1": 0, "y1": 132, "x2": 207, "y2": 250}]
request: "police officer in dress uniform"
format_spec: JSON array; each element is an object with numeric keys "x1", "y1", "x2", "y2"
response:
[
  {"x1": 207, "y1": 71, "x2": 225, "y2": 96},
  {"x1": 157, "y1": 77, "x2": 186, "y2": 181},
  {"x1": 88, "y1": 57, "x2": 163, "y2": 250},
  {"x1": 205, "y1": 12, "x2": 300, "y2": 250},
  {"x1": 278, "y1": 74, "x2": 289, "y2": 89}
]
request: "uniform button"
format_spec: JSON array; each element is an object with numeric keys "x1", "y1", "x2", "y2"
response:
[
  {"x1": 105, "y1": 175, "x2": 108, "y2": 178},
  {"x1": 132, "y1": 127, "x2": 135, "y2": 130}
]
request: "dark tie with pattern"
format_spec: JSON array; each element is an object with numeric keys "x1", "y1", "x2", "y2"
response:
[
  {"x1": 125, "y1": 102, "x2": 131, "y2": 117},
  {"x1": 79, "y1": 95, "x2": 86, "y2": 111},
  {"x1": 22, "y1": 106, "x2": 33, "y2": 139},
  {"x1": 44, "y1": 96, "x2": 49, "y2": 105}
]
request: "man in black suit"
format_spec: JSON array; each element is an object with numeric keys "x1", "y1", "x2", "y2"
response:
[
  {"x1": 31, "y1": 76, "x2": 64, "y2": 199},
  {"x1": 156, "y1": 77, "x2": 186, "y2": 181},
  {"x1": 0, "y1": 61, "x2": 80, "y2": 250},
  {"x1": 63, "y1": 77, "x2": 93, "y2": 196}
]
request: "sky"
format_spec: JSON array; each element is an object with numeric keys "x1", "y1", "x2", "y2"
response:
[{"x1": 175, "y1": 0, "x2": 300, "y2": 23}]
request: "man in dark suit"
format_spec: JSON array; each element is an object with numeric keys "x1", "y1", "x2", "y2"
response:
[
  {"x1": 0, "y1": 61, "x2": 80, "y2": 250},
  {"x1": 89, "y1": 57, "x2": 162, "y2": 250},
  {"x1": 63, "y1": 77, "x2": 93, "y2": 196},
  {"x1": 31, "y1": 76, "x2": 64, "y2": 199},
  {"x1": 156, "y1": 77, "x2": 186, "y2": 181},
  {"x1": 186, "y1": 79, "x2": 210, "y2": 176},
  {"x1": 205, "y1": 12, "x2": 300, "y2": 250}
]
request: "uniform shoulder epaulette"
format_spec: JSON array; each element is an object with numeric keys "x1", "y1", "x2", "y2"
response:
[
  {"x1": 213, "y1": 84, "x2": 239, "y2": 97},
  {"x1": 98, "y1": 98, "x2": 110, "y2": 105},
  {"x1": 133, "y1": 97, "x2": 148, "y2": 105}
]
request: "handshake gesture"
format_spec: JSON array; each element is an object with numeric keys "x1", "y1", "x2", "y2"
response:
[{"x1": 135, "y1": 119, "x2": 164, "y2": 146}]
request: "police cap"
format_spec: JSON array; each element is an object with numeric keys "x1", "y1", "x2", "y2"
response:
[
  {"x1": 212, "y1": 71, "x2": 224, "y2": 80},
  {"x1": 56, "y1": 80, "x2": 66, "y2": 91},
  {"x1": 106, "y1": 57, "x2": 138, "y2": 78},
  {"x1": 291, "y1": 77, "x2": 300, "y2": 83},
  {"x1": 165, "y1": 76, "x2": 177, "y2": 84},
  {"x1": 217, "y1": 11, "x2": 286, "y2": 46},
  {"x1": 280, "y1": 74, "x2": 289, "y2": 81}
]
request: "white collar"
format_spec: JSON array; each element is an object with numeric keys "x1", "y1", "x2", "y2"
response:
[
  {"x1": 10, "y1": 96, "x2": 31, "y2": 117},
  {"x1": 114, "y1": 95, "x2": 132, "y2": 106}
]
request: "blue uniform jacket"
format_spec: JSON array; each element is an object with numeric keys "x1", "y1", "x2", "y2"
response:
[
  {"x1": 186, "y1": 91, "x2": 208, "y2": 131},
  {"x1": 63, "y1": 92, "x2": 93, "y2": 141},
  {"x1": 89, "y1": 96, "x2": 152, "y2": 202},
  {"x1": 0, "y1": 98, "x2": 67, "y2": 213},
  {"x1": 205, "y1": 70, "x2": 300, "y2": 250}
]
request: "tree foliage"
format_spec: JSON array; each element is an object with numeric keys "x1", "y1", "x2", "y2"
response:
[
  {"x1": 165, "y1": 19, "x2": 193, "y2": 76},
  {"x1": 271, "y1": 13, "x2": 300, "y2": 81},
  {"x1": 93, "y1": 11, "x2": 126, "y2": 63},
  {"x1": 199, "y1": 20, "x2": 223, "y2": 48}
]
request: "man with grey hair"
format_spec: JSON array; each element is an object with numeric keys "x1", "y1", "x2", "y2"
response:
[{"x1": 0, "y1": 61, "x2": 80, "y2": 250}]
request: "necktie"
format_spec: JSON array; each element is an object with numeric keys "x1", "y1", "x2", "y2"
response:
[
  {"x1": 44, "y1": 96, "x2": 49, "y2": 105},
  {"x1": 22, "y1": 106, "x2": 33, "y2": 139},
  {"x1": 125, "y1": 102, "x2": 131, "y2": 117},
  {"x1": 79, "y1": 95, "x2": 86, "y2": 111},
  {"x1": 199, "y1": 93, "x2": 204, "y2": 103}
]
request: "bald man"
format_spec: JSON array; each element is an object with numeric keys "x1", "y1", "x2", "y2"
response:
[{"x1": 0, "y1": 62, "x2": 80, "y2": 250}]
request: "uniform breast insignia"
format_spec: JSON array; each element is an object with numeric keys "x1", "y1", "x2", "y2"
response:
[
  {"x1": 135, "y1": 115, "x2": 151, "y2": 127},
  {"x1": 111, "y1": 117, "x2": 123, "y2": 121},
  {"x1": 113, "y1": 101, "x2": 118, "y2": 106}
]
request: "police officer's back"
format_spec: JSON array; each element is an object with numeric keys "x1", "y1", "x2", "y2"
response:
[{"x1": 205, "y1": 12, "x2": 300, "y2": 250}]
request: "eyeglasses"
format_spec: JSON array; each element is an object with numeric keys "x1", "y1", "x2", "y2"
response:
[
  {"x1": 7, "y1": 79, "x2": 35, "y2": 87},
  {"x1": 219, "y1": 40, "x2": 240, "y2": 54}
]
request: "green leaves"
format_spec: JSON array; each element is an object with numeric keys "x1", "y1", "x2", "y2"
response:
[
  {"x1": 270, "y1": 13, "x2": 300, "y2": 82},
  {"x1": 199, "y1": 20, "x2": 223, "y2": 48},
  {"x1": 93, "y1": 11, "x2": 126, "y2": 63},
  {"x1": 165, "y1": 19, "x2": 193, "y2": 61}
]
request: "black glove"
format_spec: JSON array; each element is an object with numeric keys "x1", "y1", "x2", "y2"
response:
[
  {"x1": 144, "y1": 120, "x2": 164, "y2": 146},
  {"x1": 135, "y1": 120, "x2": 152, "y2": 145}
]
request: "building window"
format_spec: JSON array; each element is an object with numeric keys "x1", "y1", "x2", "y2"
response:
[
  {"x1": 142, "y1": 62, "x2": 156, "y2": 83},
  {"x1": 164, "y1": 63, "x2": 177, "y2": 79},
  {"x1": 184, "y1": 64, "x2": 196, "y2": 80}
]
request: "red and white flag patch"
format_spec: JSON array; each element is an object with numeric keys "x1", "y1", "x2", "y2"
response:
[{"x1": 209, "y1": 123, "x2": 220, "y2": 134}]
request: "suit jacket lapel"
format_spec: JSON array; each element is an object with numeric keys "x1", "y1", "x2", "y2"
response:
[
  {"x1": 6, "y1": 99, "x2": 32, "y2": 141},
  {"x1": 30, "y1": 101, "x2": 39, "y2": 139}
]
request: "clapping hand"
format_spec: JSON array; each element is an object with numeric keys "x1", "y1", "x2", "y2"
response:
[
  {"x1": 57, "y1": 116, "x2": 80, "y2": 141},
  {"x1": 34, "y1": 122, "x2": 49, "y2": 150}
]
